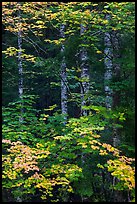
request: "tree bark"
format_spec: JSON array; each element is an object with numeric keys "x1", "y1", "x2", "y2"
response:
[
  {"x1": 17, "y1": 3, "x2": 23, "y2": 202},
  {"x1": 112, "y1": 31, "x2": 121, "y2": 108},
  {"x1": 17, "y1": 2, "x2": 24, "y2": 124},
  {"x1": 112, "y1": 31, "x2": 121, "y2": 148},
  {"x1": 60, "y1": 24, "x2": 67, "y2": 122},
  {"x1": 79, "y1": 24, "x2": 90, "y2": 202},
  {"x1": 104, "y1": 14, "x2": 113, "y2": 110},
  {"x1": 104, "y1": 16, "x2": 124, "y2": 201},
  {"x1": 80, "y1": 24, "x2": 90, "y2": 116}
]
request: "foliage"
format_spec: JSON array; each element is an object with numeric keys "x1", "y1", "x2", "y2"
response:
[
  {"x1": 2, "y1": 2, "x2": 135, "y2": 202},
  {"x1": 2, "y1": 101, "x2": 135, "y2": 202}
]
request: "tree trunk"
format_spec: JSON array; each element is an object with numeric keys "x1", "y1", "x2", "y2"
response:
[
  {"x1": 104, "y1": 17, "x2": 124, "y2": 201},
  {"x1": 112, "y1": 31, "x2": 121, "y2": 108},
  {"x1": 80, "y1": 24, "x2": 90, "y2": 116},
  {"x1": 112, "y1": 31, "x2": 121, "y2": 148},
  {"x1": 60, "y1": 24, "x2": 67, "y2": 122},
  {"x1": 104, "y1": 14, "x2": 113, "y2": 110},
  {"x1": 16, "y1": 3, "x2": 23, "y2": 202},
  {"x1": 17, "y1": 2, "x2": 24, "y2": 124},
  {"x1": 80, "y1": 24, "x2": 90, "y2": 202}
]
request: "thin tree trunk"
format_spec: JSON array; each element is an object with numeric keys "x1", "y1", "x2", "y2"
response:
[
  {"x1": 80, "y1": 23, "x2": 90, "y2": 202},
  {"x1": 104, "y1": 14, "x2": 115, "y2": 201},
  {"x1": 111, "y1": 31, "x2": 121, "y2": 148},
  {"x1": 17, "y1": 3, "x2": 23, "y2": 202},
  {"x1": 104, "y1": 14, "x2": 113, "y2": 110},
  {"x1": 112, "y1": 31, "x2": 121, "y2": 108},
  {"x1": 80, "y1": 24, "x2": 90, "y2": 116},
  {"x1": 104, "y1": 15, "x2": 121, "y2": 148},
  {"x1": 60, "y1": 24, "x2": 67, "y2": 122},
  {"x1": 104, "y1": 16, "x2": 124, "y2": 201},
  {"x1": 18, "y1": 2, "x2": 24, "y2": 124}
]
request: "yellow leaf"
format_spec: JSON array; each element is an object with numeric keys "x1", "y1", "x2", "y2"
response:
[{"x1": 96, "y1": 50, "x2": 102, "y2": 54}]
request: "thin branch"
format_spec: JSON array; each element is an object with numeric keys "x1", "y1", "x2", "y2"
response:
[{"x1": 23, "y1": 33, "x2": 47, "y2": 55}]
